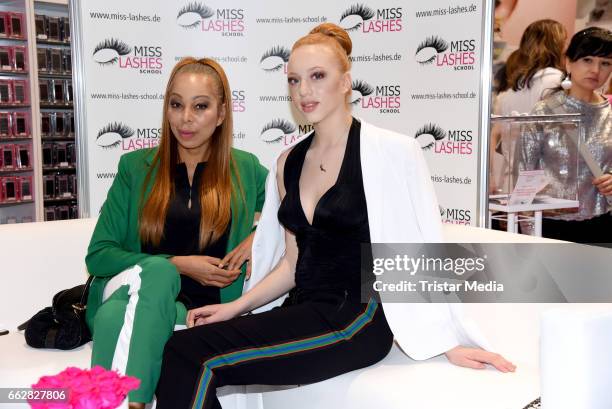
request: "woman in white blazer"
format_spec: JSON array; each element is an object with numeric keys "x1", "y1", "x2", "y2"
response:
[{"x1": 156, "y1": 23, "x2": 515, "y2": 409}]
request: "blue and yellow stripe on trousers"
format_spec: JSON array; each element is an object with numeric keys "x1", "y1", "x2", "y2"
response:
[{"x1": 190, "y1": 299, "x2": 378, "y2": 409}]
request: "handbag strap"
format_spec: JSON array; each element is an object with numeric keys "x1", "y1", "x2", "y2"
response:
[{"x1": 78, "y1": 276, "x2": 95, "y2": 307}]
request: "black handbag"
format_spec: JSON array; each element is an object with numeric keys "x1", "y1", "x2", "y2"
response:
[{"x1": 22, "y1": 276, "x2": 94, "y2": 350}]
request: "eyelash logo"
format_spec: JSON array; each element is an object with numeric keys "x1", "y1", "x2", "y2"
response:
[
  {"x1": 439, "y1": 206, "x2": 472, "y2": 223},
  {"x1": 96, "y1": 122, "x2": 135, "y2": 149},
  {"x1": 340, "y1": 4, "x2": 375, "y2": 32},
  {"x1": 260, "y1": 46, "x2": 290, "y2": 72},
  {"x1": 415, "y1": 36, "x2": 449, "y2": 65},
  {"x1": 176, "y1": 2, "x2": 214, "y2": 29},
  {"x1": 351, "y1": 79, "x2": 374, "y2": 105},
  {"x1": 414, "y1": 123, "x2": 446, "y2": 150},
  {"x1": 260, "y1": 119, "x2": 296, "y2": 143},
  {"x1": 93, "y1": 38, "x2": 132, "y2": 65}
]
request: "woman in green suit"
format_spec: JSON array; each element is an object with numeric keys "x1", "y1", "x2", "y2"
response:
[{"x1": 85, "y1": 57, "x2": 267, "y2": 408}]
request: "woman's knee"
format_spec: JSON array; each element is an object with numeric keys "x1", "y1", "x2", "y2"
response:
[
  {"x1": 137, "y1": 256, "x2": 180, "y2": 290},
  {"x1": 163, "y1": 328, "x2": 215, "y2": 365},
  {"x1": 92, "y1": 299, "x2": 127, "y2": 335}
]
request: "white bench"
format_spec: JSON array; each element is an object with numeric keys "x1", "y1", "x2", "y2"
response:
[{"x1": 0, "y1": 219, "x2": 609, "y2": 408}]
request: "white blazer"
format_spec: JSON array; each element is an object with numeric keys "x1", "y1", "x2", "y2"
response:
[{"x1": 247, "y1": 119, "x2": 488, "y2": 360}]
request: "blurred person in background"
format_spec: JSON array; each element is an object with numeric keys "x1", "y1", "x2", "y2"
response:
[
  {"x1": 518, "y1": 27, "x2": 612, "y2": 244},
  {"x1": 490, "y1": 20, "x2": 568, "y2": 199}
]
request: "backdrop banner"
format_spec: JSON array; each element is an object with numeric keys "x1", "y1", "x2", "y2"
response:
[{"x1": 72, "y1": 0, "x2": 485, "y2": 226}]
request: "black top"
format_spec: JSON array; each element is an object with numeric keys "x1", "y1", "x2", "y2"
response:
[
  {"x1": 142, "y1": 162, "x2": 230, "y2": 308},
  {"x1": 278, "y1": 118, "x2": 370, "y2": 303}
]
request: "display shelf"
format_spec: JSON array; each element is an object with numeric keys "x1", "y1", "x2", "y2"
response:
[
  {"x1": 42, "y1": 165, "x2": 74, "y2": 171},
  {"x1": 0, "y1": 103, "x2": 30, "y2": 108},
  {"x1": 0, "y1": 136, "x2": 32, "y2": 141},
  {"x1": 34, "y1": 0, "x2": 77, "y2": 221},
  {"x1": 0, "y1": 0, "x2": 37, "y2": 224},
  {"x1": 0, "y1": 167, "x2": 32, "y2": 174},
  {"x1": 0, "y1": 37, "x2": 27, "y2": 44},
  {"x1": 40, "y1": 103, "x2": 71, "y2": 109},
  {"x1": 0, "y1": 199, "x2": 33, "y2": 207},
  {"x1": 0, "y1": 0, "x2": 77, "y2": 223},
  {"x1": 43, "y1": 195, "x2": 75, "y2": 203},
  {"x1": 42, "y1": 136, "x2": 75, "y2": 142},
  {"x1": 36, "y1": 38, "x2": 68, "y2": 46},
  {"x1": 0, "y1": 70, "x2": 28, "y2": 76},
  {"x1": 38, "y1": 71, "x2": 69, "y2": 78}
]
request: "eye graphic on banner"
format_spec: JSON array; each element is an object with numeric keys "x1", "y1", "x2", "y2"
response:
[
  {"x1": 351, "y1": 81, "x2": 400, "y2": 114},
  {"x1": 260, "y1": 46, "x2": 290, "y2": 72},
  {"x1": 176, "y1": 2, "x2": 245, "y2": 36},
  {"x1": 439, "y1": 205, "x2": 472, "y2": 225},
  {"x1": 93, "y1": 39, "x2": 132, "y2": 65},
  {"x1": 415, "y1": 123, "x2": 473, "y2": 155},
  {"x1": 415, "y1": 36, "x2": 476, "y2": 70},
  {"x1": 339, "y1": 4, "x2": 402, "y2": 33},
  {"x1": 96, "y1": 122, "x2": 135, "y2": 149},
  {"x1": 176, "y1": 2, "x2": 214, "y2": 28},
  {"x1": 260, "y1": 119, "x2": 296, "y2": 144},
  {"x1": 415, "y1": 36, "x2": 449, "y2": 65},
  {"x1": 96, "y1": 122, "x2": 160, "y2": 151},
  {"x1": 92, "y1": 39, "x2": 163, "y2": 74},
  {"x1": 351, "y1": 79, "x2": 374, "y2": 105},
  {"x1": 339, "y1": 4, "x2": 374, "y2": 31},
  {"x1": 414, "y1": 123, "x2": 446, "y2": 150}
]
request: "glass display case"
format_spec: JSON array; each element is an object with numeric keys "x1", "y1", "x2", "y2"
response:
[{"x1": 489, "y1": 113, "x2": 583, "y2": 235}]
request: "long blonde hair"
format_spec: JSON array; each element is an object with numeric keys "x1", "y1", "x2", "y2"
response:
[
  {"x1": 509, "y1": 19, "x2": 567, "y2": 91},
  {"x1": 139, "y1": 57, "x2": 240, "y2": 250}
]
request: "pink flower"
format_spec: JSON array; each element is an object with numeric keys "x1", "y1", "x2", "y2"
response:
[{"x1": 30, "y1": 366, "x2": 140, "y2": 409}]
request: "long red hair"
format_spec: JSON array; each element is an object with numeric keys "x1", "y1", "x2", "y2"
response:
[{"x1": 139, "y1": 57, "x2": 241, "y2": 250}]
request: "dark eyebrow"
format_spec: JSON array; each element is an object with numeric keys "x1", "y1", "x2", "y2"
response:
[{"x1": 169, "y1": 93, "x2": 212, "y2": 100}]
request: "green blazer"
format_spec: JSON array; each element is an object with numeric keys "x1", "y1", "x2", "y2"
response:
[{"x1": 85, "y1": 147, "x2": 268, "y2": 328}]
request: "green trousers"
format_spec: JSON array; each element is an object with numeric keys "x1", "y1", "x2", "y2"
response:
[{"x1": 90, "y1": 257, "x2": 187, "y2": 403}]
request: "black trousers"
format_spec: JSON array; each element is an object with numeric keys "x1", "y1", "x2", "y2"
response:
[
  {"x1": 155, "y1": 297, "x2": 393, "y2": 409},
  {"x1": 543, "y1": 212, "x2": 612, "y2": 248}
]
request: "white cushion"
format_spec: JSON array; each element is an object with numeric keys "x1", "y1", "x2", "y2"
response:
[{"x1": 0, "y1": 219, "x2": 609, "y2": 409}]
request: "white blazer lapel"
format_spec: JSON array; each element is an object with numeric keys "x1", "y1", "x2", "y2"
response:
[{"x1": 247, "y1": 132, "x2": 314, "y2": 310}]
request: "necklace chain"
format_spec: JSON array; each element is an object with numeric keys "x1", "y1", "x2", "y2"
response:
[{"x1": 317, "y1": 120, "x2": 352, "y2": 173}]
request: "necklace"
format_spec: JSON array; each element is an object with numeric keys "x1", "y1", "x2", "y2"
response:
[{"x1": 317, "y1": 119, "x2": 352, "y2": 173}]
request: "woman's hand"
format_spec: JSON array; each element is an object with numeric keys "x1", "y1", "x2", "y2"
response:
[
  {"x1": 445, "y1": 346, "x2": 516, "y2": 372},
  {"x1": 187, "y1": 301, "x2": 243, "y2": 327},
  {"x1": 171, "y1": 255, "x2": 241, "y2": 288},
  {"x1": 593, "y1": 174, "x2": 612, "y2": 196},
  {"x1": 220, "y1": 232, "x2": 255, "y2": 279}
]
